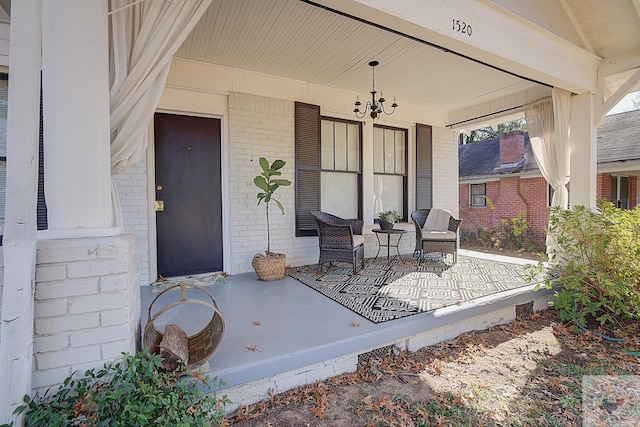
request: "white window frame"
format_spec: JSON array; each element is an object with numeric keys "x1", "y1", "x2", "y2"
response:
[{"x1": 470, "y1": 183, "x2": 487, "y2": 207}]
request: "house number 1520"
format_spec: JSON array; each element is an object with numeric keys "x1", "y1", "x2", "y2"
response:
[{"x1": 452, "y1": 19, "x2": 472, "y2": 36}]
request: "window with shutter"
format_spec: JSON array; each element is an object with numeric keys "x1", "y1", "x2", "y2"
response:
[
  {"x1": 295, "y1": 102, "x2": 321, "y2": 236},
  {"x1": 416, "y1": 123, "x2": 433, "y2": 209},
  {"x1": 0, "y1": 74, "x2": 7, "y2": 242},
  {"x1": 38, "y1": 81, "x2": 48, "y2": 231},
  {"x1": 295, "y1": 102, "x2": 362, "y2": 236}
]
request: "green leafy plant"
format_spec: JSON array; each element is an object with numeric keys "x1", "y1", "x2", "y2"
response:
[
  {"x1": 378, "y1": 210, "x2": 401, "y2": 224},
  {"x1": 499, "y1": 211, "x2": 530, "y2": 249},
  {"x1": 254, "y1": 157, "x2": 291, "y2": 254},
  {"x1": 13, "y1": 349, "x2": 229, "y2": 427},
  {"x1": 532, "y1": 200, "x2": 640, "y2": 326}
]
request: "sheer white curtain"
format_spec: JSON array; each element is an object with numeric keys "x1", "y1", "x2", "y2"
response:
[
  {"x1": 108, "y1": 0, "x2": 211, "y2": 224},
  {"x1": 109, "y1": 0, "x2": 211, "y2": 173},
  {"x1": 524, "y1": 87, "x2": 571, "y2": 255}
]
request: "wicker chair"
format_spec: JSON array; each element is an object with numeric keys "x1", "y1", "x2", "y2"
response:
[
  {"x1": 310, "y1": 211, "x2": 365, "y2": 274},
  {"x1": 411, "y1": 209, "x2": 461, "y2": 264}
]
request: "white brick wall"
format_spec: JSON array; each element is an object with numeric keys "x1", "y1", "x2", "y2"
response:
[
  {"x1": 31, "y1": 234, "x2": 140, "y2": 394},
  {"x1": 104, "y1": 89, "x2": 459, "y2": 279},
  {"x1": 226, "y1": 92, "x2": 459, "y2": 274},
  {"x1": 228, "y1": 92, "x2": 317, "y2": 274},
  {"x1": 114, "y1": 162, "x2": 150, "y2": 285}
]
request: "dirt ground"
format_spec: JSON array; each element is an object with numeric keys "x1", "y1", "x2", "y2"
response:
[
  {"x1": 223, "y1": 247, "x2": 640, "y2": 426},
  {"x1": 225, "y1": 310, "x2": 640, "y2": 426},
  {"x1": 224, "y1": 312, "x2": 556, "y2": 426}
]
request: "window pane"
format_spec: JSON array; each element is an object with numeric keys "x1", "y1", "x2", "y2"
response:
[
  {"x1": 470, "y1": 183, "x2": 486, "y2": 207},
  {"x1": 384, "y1": 128, "x2": 395, "y2": 173},
  {"x1": 620, "y1": 176, "x2": 629, "y2": 209},
  {"x1": 395, "y1": 130, "x2": 405, "y2": 174},
  {"x1": 373, "y1": 174, "x2": 403, "y2": 218},
  {"x1": 321, "y1": 171, "x2": 358, "y2": 218},
  {"x1": 347, "y1": 123, "x2": 359, "y2": 172},
  {"x1": 373, "y1": 127, "x2": 384, "y2": 173},
  {"x1": 334, "y1": 121, "x2": 347, "y2": 170},
  {"x1": 321, "y1": 120, "x2": 334, "y2": 169}
]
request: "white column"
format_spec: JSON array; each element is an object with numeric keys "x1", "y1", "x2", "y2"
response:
[
  {"x1": 569, "y1": 92, "x2": 597, "y2": 210},
  {"x1": 0, "y1": 1, "x2": 42, "y2": 423},
  {"x1": 41, "y1": 0, "x2": 113, "y2": 235}
]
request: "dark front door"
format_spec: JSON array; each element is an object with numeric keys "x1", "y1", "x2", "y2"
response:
[{"x1": 154, "y1": 113, "x2": 223, "y2": 278}]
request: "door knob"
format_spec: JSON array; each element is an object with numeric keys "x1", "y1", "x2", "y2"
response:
[{"x1": 155, "y1": 200, "x2": 165, "y2": 211}]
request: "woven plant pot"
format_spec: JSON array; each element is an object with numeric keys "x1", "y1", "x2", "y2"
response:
[{"x1": 252, "y1": 252, "x2": 286, "y2": 281}]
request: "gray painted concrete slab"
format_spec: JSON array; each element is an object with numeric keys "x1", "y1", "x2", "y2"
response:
[{"x1": 140, "y1": 250, "x2": 552, "y2": 396}]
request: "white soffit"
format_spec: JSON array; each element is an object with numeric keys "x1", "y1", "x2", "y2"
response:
[
  {"x1": 174, "y1": 0, "x2": 640, "y2": 116},
  {"x1": 176, "y1": 0, "x2": 542, "y2": 113}
]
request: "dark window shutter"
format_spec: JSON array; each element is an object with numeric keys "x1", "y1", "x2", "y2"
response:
[
  {"x1": 38, "y1": 82, "x2": 48, "y2": 230},
  {"x1": 295, "y1": 102, "x2": 321, "y2": 236},
  {"x1": 416, "y1": 123, "x2": 432, "y2": 209}
]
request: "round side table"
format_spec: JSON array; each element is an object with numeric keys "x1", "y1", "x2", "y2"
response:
[{"x1": 372, "y1": 228, "x2": 407, "y2": 262}]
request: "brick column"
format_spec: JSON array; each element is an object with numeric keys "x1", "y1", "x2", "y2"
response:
[{"x1": 31, "y1": 235, "x2": 140, "y2": 393}]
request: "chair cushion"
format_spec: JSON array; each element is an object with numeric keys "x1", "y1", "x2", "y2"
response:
[
  {"x1": 423, "y1": 208, "x2": 451, "y2": 232},
  {"x1": 421, "y1": 230, "x2": 457, "y2": 241},
  {"x1": 353, "y1": 235, "x2": 365, "y2": 247}
]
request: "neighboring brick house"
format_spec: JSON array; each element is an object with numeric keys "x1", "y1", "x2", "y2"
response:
[{"x1": 459, "y1": 109, "x2": 640, "y2": 245}]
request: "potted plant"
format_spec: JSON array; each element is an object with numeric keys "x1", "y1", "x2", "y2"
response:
[
  {"x1": 251, "y1": 157, "x2": 291, "y2": 281},
  {"x1": 378, "y1": 210, "x2": 401, "y2": 230}
]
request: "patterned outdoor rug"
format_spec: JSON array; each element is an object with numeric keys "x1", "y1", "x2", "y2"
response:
[{"x1": 287, "y1": 254, "x2": 538, "y2": 323}]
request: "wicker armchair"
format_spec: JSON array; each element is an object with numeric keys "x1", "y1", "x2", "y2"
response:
[
  {"x1": 310, "y1": 211, "x2": 365, "y2": 274},
  {"x1": 411, "y1": 209, "x2": 461, "y2": 264}
]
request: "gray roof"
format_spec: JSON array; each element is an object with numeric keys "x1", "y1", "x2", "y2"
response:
[
  {"x1": 597, "y1": 109, "x2": 640, "y2": 163},
  {"x1": 459, "y1": 109, "x2": 640, "y2": 178},
  {"x1": 459, "y1": 133, "x2": 537, "y2": 178}
]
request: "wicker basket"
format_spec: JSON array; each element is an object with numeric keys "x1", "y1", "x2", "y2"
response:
[
  {"x1": 143, "y1": 283, "x2": 225, "y2": 367},
  {"x1": 252, "y1": 252, "x2": 286, "y2": 281}
]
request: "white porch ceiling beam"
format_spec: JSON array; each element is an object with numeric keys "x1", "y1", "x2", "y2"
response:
[
  {"x1": 598, "y1": 67, "x2": 640, "y2": 119},
  {"x1": 446, "y1": 85, "x2": 551, "y2": 129},
  {"x1": 312, "y1": 0, "x2": 602, "y2": 94},
  {"x1": 559, "y1": 0, "x2": 594, "y2": 54},
  {"x1": 597, "y1": 52, "x2": 640, "y2": 120},
  {"x1": 600, "y1": 54, "x2": 640, "y2": 78}
]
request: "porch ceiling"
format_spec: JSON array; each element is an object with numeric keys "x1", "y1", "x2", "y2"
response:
[{"x1": 175, "y1": 0, "x2": 640, "y2": 117}]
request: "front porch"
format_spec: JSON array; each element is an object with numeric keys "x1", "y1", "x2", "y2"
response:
[{"x1": 140, "y1": 249, "x2": 554, "y2": 413}]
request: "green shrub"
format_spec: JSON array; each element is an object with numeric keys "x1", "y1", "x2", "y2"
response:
[
  {"x1": 533, "y1": 200, "x2": 640, "y2": 326},
  {"x1": 13, "y1": 349, "x2": 229, "y2": 427},
  {"x1": 460, "y1": 211, "x2": 545, "y2": 253},
  {"x1": 500, "y1": 211, "x2": 529, "y2": 249}
]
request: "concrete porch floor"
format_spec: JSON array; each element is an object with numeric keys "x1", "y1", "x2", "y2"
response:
[{"x1": 139, "y1": 250, "x2": 554, "y2": 412}]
